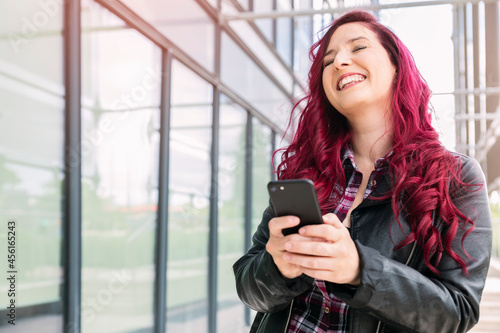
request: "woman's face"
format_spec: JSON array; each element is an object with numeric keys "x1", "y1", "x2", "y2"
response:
[{"x1": 322, "y1": 22, "x2": 396, "y2": 119}]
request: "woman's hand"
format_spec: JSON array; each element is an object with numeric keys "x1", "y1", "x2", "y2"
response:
[
  {"x1": 281, "y1": 213, "x2": 361, "y2": 285},
  {"x1": 265, "y1": 216, "x2": 314, "y2": 279}
]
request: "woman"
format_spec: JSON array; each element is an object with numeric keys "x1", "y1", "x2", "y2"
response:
[{"x1": 233, "y1": 10, "x2": 492, "y2": 333}]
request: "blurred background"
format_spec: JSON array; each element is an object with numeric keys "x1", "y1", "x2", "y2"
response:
[{"x1": 0, "y1": 0, "x2": 499, "y2": 332}]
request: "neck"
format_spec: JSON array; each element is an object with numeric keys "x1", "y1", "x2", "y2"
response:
[{"x1": 349, "y1": 110, "x2": 393, "y2": 166}]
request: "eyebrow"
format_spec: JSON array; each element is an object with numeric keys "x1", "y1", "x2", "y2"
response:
[{"x1": 324, "y1": 36, "x2": 369, "y2": 58}]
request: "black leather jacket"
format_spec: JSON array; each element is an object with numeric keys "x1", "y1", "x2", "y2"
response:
[{"x1": 234, "y1": 153, "x2": 492, "y2": 333}]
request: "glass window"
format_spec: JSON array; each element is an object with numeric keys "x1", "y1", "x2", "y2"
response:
[
  {"x1": 228, "y1": 21, "x2": 294, "y2": 93},
  {"x1": 429, "y1": 94, "x2": 456, "y2": 150},
  {"x1": 207, "y1": 0, "x2": 218, "y2": 8},
  {"x1": 0, "y1": 0, "x2": 64, "y2": 331},
  {"x1": 221, "y1": 0, "x2": 241, "y2": 14},
  {"x1": 217, "y1": 94, "x2": 247, "y2": 333},
  {"x1": 293, "y1": 14, "x2": 313, "y2": 86},
  {"x1": 379, "y1": 5, "x2": 456, "y2": 150},
  {"x1": 221, "y1": 32, "x2": 292, "y2": 131},
  {"x1": 81, "y1": 2, "x2": 161, "y2": 332},
  {"x1": 251, "y1": 118, "x2": 273, "y2": 233},
  {"x1": 121, "y1": 0, "x2": 215, "y2": 72},
  {"x1": 238, "y1": 0, "x2": 250, "y2": 10},
  {"x1": 254, "y1": 0, "x2": 274, "y2": 42},
  {"x1": 167, "y1": 60, "x2": 213, "y2": 333},
  {"x1": 277, "y1": 0, "x2": 293, "y2": 66}
]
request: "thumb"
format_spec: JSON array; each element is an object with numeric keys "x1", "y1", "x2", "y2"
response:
[{"x1": 323, "y1": 213, "x2": 344, "y2": 229}]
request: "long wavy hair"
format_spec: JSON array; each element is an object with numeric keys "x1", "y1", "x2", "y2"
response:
[{"x1": 276, "y1": 10, "x2": 478, "y2": 274}]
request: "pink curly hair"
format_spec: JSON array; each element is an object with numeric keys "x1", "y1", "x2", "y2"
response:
[{"x1": 276, "y1": 10, "x2": 479, "y2": 274}]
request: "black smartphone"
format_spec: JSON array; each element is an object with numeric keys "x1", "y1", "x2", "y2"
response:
[{"x1": 267, "y1": 179, "x2": 323, "y2": 235}]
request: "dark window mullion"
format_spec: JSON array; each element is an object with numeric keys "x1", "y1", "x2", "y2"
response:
[
  {"x1": 209, "y1": 86, "x2": 221, "y2": 333},
  {"x1": 62, "y1": 0, "x2": 82, "y2": 332},
  {"x1": 154, "y1": 49, "x2": 173, "y2": 333},
  {"x1": 243, "y1": 112, "x2": 253, "y2": 326},
  {"x1": 208, "y1": 11, "x2": 222, "y2": 333}
]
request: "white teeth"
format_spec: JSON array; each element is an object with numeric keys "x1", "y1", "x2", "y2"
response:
[{"x1": 338, "y1": 74, "x2": 365, "y2": 90}]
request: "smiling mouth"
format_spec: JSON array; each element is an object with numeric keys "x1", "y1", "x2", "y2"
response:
[{"x1": 337, "y1": 74, "x2": 366, "y2": 91}]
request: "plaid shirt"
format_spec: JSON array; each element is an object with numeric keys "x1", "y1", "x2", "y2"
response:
[{"x1": 287, "y1": 146, "x2": 389, "y2": 333}]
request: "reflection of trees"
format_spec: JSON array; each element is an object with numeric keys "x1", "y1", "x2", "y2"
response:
[
  {"x1": 81, "y1": 174, "x2": 156, "y2": 269},
  {"x1": 168, "y1": 190, "x2": 210, "y2": 262},
  {"x1": 0, "y1": 155, "x2": 23, "y2": 211},
  {"x1": 0, "y1": 155, "x2": 61, "y2": 305}
]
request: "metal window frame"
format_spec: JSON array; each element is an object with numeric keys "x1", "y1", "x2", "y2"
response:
[
  {"x1": 209, "y1": 87, "x2": 221, "y2": 333},
  {"x1": 243, "y1": 111, "x2": 253, "y2": 327},
  {"x1": 208, "y1": 11, "x2": 223, "y2": 331},
  {"x1": 154, "y1": 49, "x2": 173, "y2": 333},
  {"x1": 62, "y1": 0, "x2": 82, "y2": 332}
]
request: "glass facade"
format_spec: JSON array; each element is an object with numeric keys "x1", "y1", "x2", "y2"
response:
[
  {"x1": 221, "y1": 31, "x2": 292, "y2": 128},
  {"x1": 167, "y1": 60, "x2": 212, "y2": 333},
  {"x1": 0, "y1": 0, "x2": 498, "y2": 332},
  {"x1": 0, "y1": 0, "x2": 64, "y2": 331}
]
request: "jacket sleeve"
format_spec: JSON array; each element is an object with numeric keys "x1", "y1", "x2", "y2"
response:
[
  {"x1": 328, "y1": 156, "x2": 493, "y2": 333},
  {"x1": 233, "y1": 206, "x2": 314, "y2": 313}
]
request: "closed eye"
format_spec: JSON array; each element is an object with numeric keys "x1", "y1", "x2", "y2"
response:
[
  {"x1": 353, "y1": 45, "x2": 367, "y2": 52},
  {"x1": 323, "y1": 59, "x2": 334, "y2": 68}
]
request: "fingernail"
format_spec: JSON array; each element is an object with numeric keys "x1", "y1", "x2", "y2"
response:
[
  {"x1": 285, "y1": 242, "x2": 292, "y2": 250},
  {"x1": 283, "y1": 253, "x2": 290, "y2": 260}
]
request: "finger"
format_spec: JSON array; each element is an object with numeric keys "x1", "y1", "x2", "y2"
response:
[
  {"x1": 322, "y1": 213, "x2": 344, "y2": 229},
  {"x1": 283, "y1": 252, "x2": 334, "y2": 270},
  {"x1": 298, "y1": 224, "x2": 345, "y2": 243},
  {"x1": 284, "y1": 240, "x2": 335, "y2": 257},
  {"x1": 268, "y1": 216, "x2": 300, "y2": 237}
]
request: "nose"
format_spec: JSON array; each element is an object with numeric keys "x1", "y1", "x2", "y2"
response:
[{"x1": 333, "y1": 50, "x2": 352, "y2": 70}]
